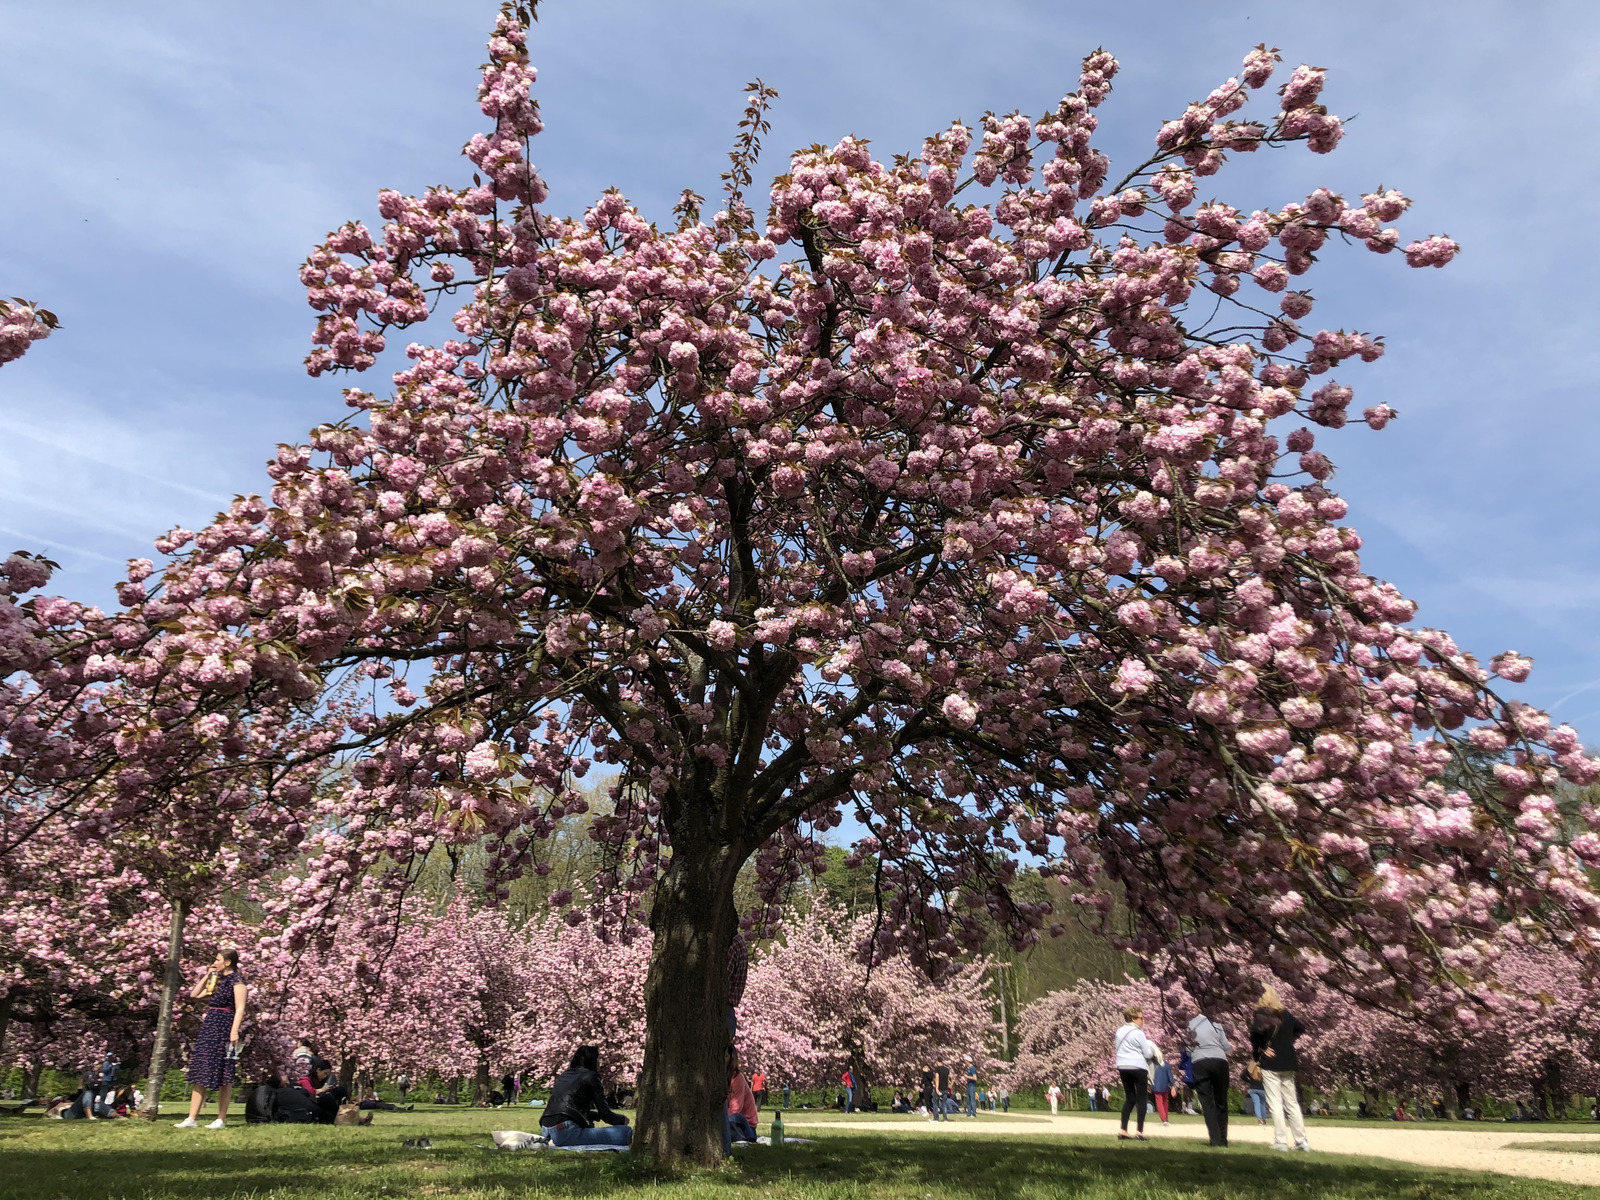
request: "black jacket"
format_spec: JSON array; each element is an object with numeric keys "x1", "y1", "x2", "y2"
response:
[
  {"x1": 1249, "y1": 1009, "x2": 1305, "y2": 1074},
  {"x1": 540, "y1": 1067, "x2": 628, "y2": 1129}
]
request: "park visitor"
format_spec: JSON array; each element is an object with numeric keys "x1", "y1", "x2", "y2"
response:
[
  {"x1": 298, "y1": 1057, "x2": 351, "y2": 1123},
  {"x1": 750, "y1": 1068, "x2": 766, "y2": 1110},
  {"x1": 1250, "y1": 985, "x2": 1309, "y2": 1152},
  {"x1": 1113, "y1": 1006, "x2": 1158, "y2": 1141},
  {"x1": 1046, "y1": 1082, "x2": 1061, "y2": 1114},
  {"x1": 1151, "y1": 1055, "x2": 1174, "y2": 1125},
  {"x1": 920, "y1": 1065, "x2": 936, "y2": 1115},
  {"x1": 933, "y1": 1060, "x2": 951, "y2": 1121},
  {"x1": 965, "y1": 1058, "x2": 978, "y2": 1117},
  {"x1": 291, "y1": 1037, "x2": 316, "y2": 1081},
  {"x1": 540, "y1": 1045, "x2": 631, "y2": 1149},
  {"x1": 395, "y1": 1071, "x2": 410, "y2": 1102},
  {"x1": 1243, "y1": 1063, "x2": 1268, "y2": 1124},
  {"x1": 1186, "y1": 1009, "x2": 1231, "y2": 1147},
  {"x1": 174, "y1": 948, "x2": 248, "y2": 1129},
  {"x1": 840, "y1": 1066, "x2": 855, "y2": 1113},
  {"x1": 725, "y1": 1046, "x2": 759, "y2": 1148}
]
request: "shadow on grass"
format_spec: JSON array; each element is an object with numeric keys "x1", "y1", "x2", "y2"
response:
[{"x1": 0, "y1": 1120, "x2": 1592, "y2": 1200}]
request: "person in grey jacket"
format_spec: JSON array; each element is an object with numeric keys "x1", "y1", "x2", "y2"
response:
[
  {"x1": 1112, "y1": 1007, "x2": 1159, "y2": 1139},
  {"x1": 1186, "y1": 1011, "x2": 1232, "y2": 1147}
]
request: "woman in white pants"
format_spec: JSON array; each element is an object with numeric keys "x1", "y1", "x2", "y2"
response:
[{"x1": 1248, "y1": 986, "x2": 1309, "y2": 1151}]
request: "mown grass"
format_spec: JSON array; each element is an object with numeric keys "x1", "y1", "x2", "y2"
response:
[
  {"x1": 2, "y1": 1104, "x2": 1596, "y2": 1200},
  {"x1": 1505, "y1": 1142, "x2": 1600, "y2": 1155}
]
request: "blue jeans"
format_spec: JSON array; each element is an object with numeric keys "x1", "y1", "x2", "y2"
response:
[
  {"x1": 843, "y1": 1086, "x2": 853, "y2": 1113},
  {"x1": 548, "y1": 1120, "x2": 632, "y2": 1149},
  {"x1": 1249, "y1": 1088, "x2": 1267, "y2": 1120},
  {"x1": 728, "y1": 1112, "x2": 757, "y2": 1143},
  {"x1": 966, "y1": 1081, "x2": 977, "y2": 1117}
]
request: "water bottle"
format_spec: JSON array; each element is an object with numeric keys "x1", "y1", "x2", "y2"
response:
[{"x1": 771, "y1": 1109, "x2": 784, "y2": 1147}]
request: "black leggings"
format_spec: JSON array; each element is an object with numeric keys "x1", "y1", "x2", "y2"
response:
[{"x1": 1119, "y1": 1068, "x2": 1149, "y2": 1133}]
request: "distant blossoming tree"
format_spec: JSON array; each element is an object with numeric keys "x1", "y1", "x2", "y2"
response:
[
  {"x1": 5, "y1": 1, "x2": 1600, "y2": 1163},
  {"x1": 740, "y1": 901, "x2": 999, "y2": 1091}
]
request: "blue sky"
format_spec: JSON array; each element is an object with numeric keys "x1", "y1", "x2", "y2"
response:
[{"x1": 1, "y1": 1, "x2": 1596, "y2": 731}]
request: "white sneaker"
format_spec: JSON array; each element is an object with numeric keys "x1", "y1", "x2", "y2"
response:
[
  {"x1": 173, "y1": 1117, "x2": 197, "y2": 1128},
  {"x1": 205, "y1": 1118, "x2": 226, "y2": 1130}
]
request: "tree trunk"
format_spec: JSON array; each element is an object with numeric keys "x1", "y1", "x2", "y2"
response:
[
  {"x1": 634, "y1": 838, "x2": 743, "y2": 1163},
  {"x1": 137, "y1": 897, "x2": 190, "y2": 1120},
  {"x1": 473, "y1": 1055, "x2": 491, "y2": 1106},
  {"x1": 446, "y1": 1077, "x2": 460, "y2": 1105},
  {"x1": 340, "y1": 1055, "x2": 358, "y2": 1093},
  {"x1": 1455, "y1": 1080, "x2": 1471, "y2": 1118},
  {"x1": 1544, "y1": 1058, "x2": 1565, "y2": 1120},
  {"x1": 0, "y1": 988, "x2": 12, "y2": 1065},
  {"x1": 995, "y1": 964, "x2": 1010, "y2": 1060}
]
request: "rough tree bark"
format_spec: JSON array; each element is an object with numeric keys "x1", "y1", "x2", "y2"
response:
[
  {"x1": 137, "y1": 897, "x2": 190, "y2": 1120},
  {"x1": 634, "y1": 837, "x2": 745, "y2": 1163},
  {"x1": 340, "y1": 1055, "x2": 358, "y2": 1093},
  {"x1": 1454, "y1": 1080, "x2": 1472, "y2": 1118},
  {"x1": 0, "y1": 988, "x2": 12, "y2": 1065},
  {"x1": 472, "y1": 1054, "x2": 491, "y2": 1107}
]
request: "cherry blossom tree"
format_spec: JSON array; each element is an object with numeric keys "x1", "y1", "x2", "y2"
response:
[
  {"x1": 5, "y1": 2, "x2": 1600, "y2": 1163},
  {"x1": 1006, "y1": 977, "x2": 1183, "y2": 1095},
  {"x1": 741, "y1": 901, "x2": 999, "y2": 1093}
]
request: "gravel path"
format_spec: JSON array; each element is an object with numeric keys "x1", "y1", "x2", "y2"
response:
[{"x1": 793, "y1": 1112, "x2": 1600, "y2": 1186}]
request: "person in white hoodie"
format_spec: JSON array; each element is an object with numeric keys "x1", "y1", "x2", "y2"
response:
[{"x1": 1112, "y1": 1006, "x2": 1158, "y2": 1140}]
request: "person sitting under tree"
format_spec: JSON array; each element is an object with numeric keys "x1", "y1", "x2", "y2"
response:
[{"x1": 539, "y1": 1046, "x2": 631, "y2": 1149}]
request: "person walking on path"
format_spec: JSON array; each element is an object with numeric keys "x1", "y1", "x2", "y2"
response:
[
  {"x1": 965, "y1": 1059, "x2": 978, "y2": 1117},
  {"x1": 1151, "y1": 1056, "x2": 1174, "y2": 1125},
  {"x1": 174, "y1": 949, "x2": 248, "y2": 1129},
  {"x1": 1113, "y1": 1006, "x2": 1158, "y2": 1141},
  {"x1": 1243, "y1": 1063, "x2": 1267, "y2": 1124},
  {"x1": 921, "y1": 1065, "x2": 936, "y2": 1116},
  {"x1": 750, "y1": 1069, "x2": 766, "y2": 1111},
  {"x1": 1250, "y1": 986, "x2": 1309, "y2": 1152},
  {"x1": 1046, "y1": 1082, "x2": 1061, "y2": 1115},
  {"x1": 1186, "y1": 1009, "x2": 1232, "y2": 1147}
]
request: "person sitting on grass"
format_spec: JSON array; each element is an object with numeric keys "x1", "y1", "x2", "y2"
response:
[
  {"x1": 297, "y1": 1057, "x2": 351, "y2": 1124},
  {"x1": 539, "y1": 1045, "x2": 631, "y2": 1149},
  {"x1": 891, "y1": 1091, "x2": 913, "y2": 1113}
]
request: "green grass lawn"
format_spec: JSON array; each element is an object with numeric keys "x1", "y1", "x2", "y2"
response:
[
  {"x1": 1505, "y1": 1142, "x2": 1600, "y2": 1154},
  {"x1": 2, "y1": 1104, "x2": 1596, "y2": 1200}
]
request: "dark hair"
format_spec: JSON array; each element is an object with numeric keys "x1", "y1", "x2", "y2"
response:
[
  {"x1": 570, "y1": 1045, "x2": 599, "y2": 1073},
  {"x1": 219, "y1": 948, "x2": 240, "y2": 969}
]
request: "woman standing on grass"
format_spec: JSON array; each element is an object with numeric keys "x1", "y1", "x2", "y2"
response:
[
  {"x1": 1112, "y1": 1006, "x2": 1158, "y2": 1141},
  {"x1": 174, "y1": 948, "x2": 247, "y2": 1129},
  {"x1": 1249, "y1": 985, "x2": 1309, "y2": 1152}
]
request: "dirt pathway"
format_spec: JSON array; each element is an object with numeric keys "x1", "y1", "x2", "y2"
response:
[{"x1": 792, "y1": 1112, "x2": 1600, "y2": 1187}]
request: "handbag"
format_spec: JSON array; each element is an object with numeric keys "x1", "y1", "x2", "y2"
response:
[{"x1": 1247, "y1": 1061, "x2": 1262, "y2": 1082}]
